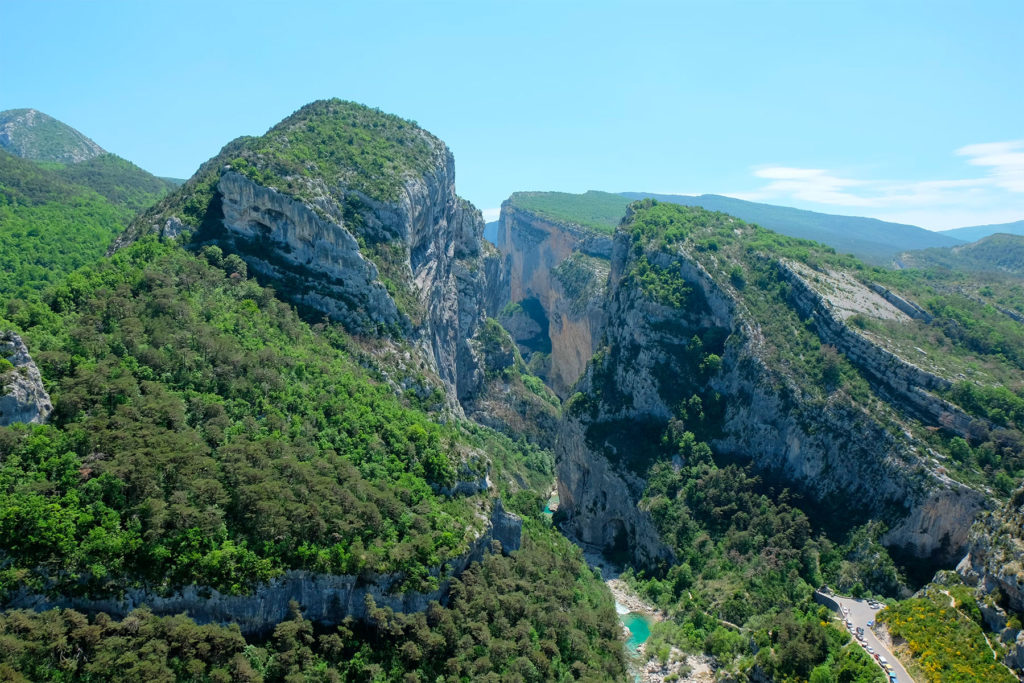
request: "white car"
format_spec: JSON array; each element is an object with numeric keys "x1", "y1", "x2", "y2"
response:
[{"x1": 867, "y1": 646, "x2": 875, "y2": 654}]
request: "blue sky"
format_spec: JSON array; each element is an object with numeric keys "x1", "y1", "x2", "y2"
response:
[{"x1": 3, "y1": 0, "x2": 1022, "y2": 229}]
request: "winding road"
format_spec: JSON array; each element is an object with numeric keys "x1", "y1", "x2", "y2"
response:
[{"x1": 831, "y1": 595, "x2": 915, "y2": 683}]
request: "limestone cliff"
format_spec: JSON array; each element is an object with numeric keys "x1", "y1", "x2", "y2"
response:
[
  {"x1": 554, "y1": 205, "x2": 985, "y2": 567},
  {"x1": 779, "y1": 261, "x2": 986, "y2": 442},
  {"x1": 7, "y1": 499, "x2": 521, "y2": 636},
  {"x1": 958, "y1": 486, "x2": 1024, "y2": 619},
  {"x1": 498, "y1": 204, "x2": 611, "y2": 397},
  {"x1": 954, "y1": 491, "x2": 1024, "y2": 675},
  {"x1": 0, "y1": 331, "x2": 52, "y2": 426},
  {"x1": 460, "y1": 319, "x2": 561, "y2": 448},
  {"x1": 120, "y1": 100, "x2": 492, "y2": 412}
]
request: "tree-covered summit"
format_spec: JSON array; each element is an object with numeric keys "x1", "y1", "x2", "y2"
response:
[
  {"x1": 243, "y1": 98, "x2": 443, "y2": 202},
  {"x1": 138, "y1": 99, "x2": 445, "y2": 235}
]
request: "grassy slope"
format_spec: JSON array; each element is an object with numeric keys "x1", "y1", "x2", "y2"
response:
[{"x1": 507, "y1": 190, "x2": 630, "y2": 235}]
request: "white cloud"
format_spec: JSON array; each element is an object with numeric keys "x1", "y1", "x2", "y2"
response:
[
  {"x1": 956, "y1": 140, "x2": 1024, "y2": 192},
  {"x1": 734, "y1": 141, "x2": 1024, "y2": 229},
  {"x1": 738, "y1": 167, "x2": 873, "y2": 206},
  {"x1": 482, "y1": 207, "x2": 501, "y2": 222}
]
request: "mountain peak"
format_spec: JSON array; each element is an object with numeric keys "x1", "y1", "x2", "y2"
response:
[{"x1": 0, "y1": 108, "x2": 106, "y2": 163}]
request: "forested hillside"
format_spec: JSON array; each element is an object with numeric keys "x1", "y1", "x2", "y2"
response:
[
  {"x1": 0, "y1": 103, "x2": 628, "y2": 681},
  {"x1": 533, "y1": 198, "x2": 1022, "y2": 679},
  {"x1": 898, "y1": 233, "x2": 1024, "y2": 276},
  {"x1": 4, "y1": 99, "x2": 1023, "y2": 681},
  {"x1": 0, "y1": 146, "x2": 174, "y2": 299},
  {"x1": 0, "y1": 236, "x2": 625, "y2": 681}
]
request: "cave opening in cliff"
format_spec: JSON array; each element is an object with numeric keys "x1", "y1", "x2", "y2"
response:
[
  {"x1": 513, "y1": 297, "x2": 552, "y2": 355},
  {"x1": 605, "y1": 518, "x2": 631, "y2": 566}
]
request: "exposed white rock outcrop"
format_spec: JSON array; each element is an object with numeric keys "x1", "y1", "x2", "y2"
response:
[
  {"x1": 0, "y1": 331, "x2": 52, "y2": 426},
  {"x1": 6, "y1": 498, "x2": 521, "y2": 636},
  {"x1": 779, "y1": 261, "x2": 988, "y2": 442},
  {"x1": 217, "y1": 170, "x2": 401, "y2": 331},
  {"x1": 554, "y1": 227, "x2": 984, "y2": 567},
  {"x1": 207, "y1": 141, "x2": 491, "y2": 410},
  {"x1": 958, "y1": 487, "x2": 1024, "y2": 620}
]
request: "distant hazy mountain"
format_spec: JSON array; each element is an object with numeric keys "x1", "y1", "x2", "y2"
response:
[
  {"x1": 939, "y1": 220, "x2": 1024, "y2": 243},
  {"x1": 0, "y1": 108, "x2": 106, "y2": 163},
  {"x1": 898, "y1": 233, "x2": 1024, "y2": 276},
  {"x1": 484, "y1": 220, "x2": 499, "y2": 245},
  {"x1": 621, "y1": 192, "x2": 964, "y2": 264},
  {"x1": 0, "y1": 108, "x2": 177, "y2": 212}
]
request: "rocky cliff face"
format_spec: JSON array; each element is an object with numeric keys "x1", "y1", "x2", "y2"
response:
[
  {"x1": 7, "y1": 499, "x2": 521, "y2": 636},
  {"x1": 958, "y1": 487, "x2": 1024, "y2": 621},
  {"x1": 555, "y1": 221, "x2": 984, "y2": 567},
  {"x1": 779, "y1": 261, "x2": 987, "y2": 442},
  {"x1": 214, "y1": 156, "x2": 491, "y2": 410},
  {"x1": 124, "y1": 104, "x2": 494, "y2": 413},
  {"x1": 0, "y1": 331, "x2": 52, "y2": 426},
  {"x1": 498, "y1": 204, "x2": 611, "y2": 397},
  {"x1": 217, "y1": 170, "x2": 402, "y2": 331}
]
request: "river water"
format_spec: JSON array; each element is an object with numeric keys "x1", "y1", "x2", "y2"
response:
[
  {"x1": 543, "y1": 492, "x2": 559, "y2": 516},
  {"x1": 617, "y1": 601, "x2": 653, "y2": 654}
]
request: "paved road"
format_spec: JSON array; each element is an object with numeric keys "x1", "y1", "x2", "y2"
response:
[{"x1": 832, "y1": 595, "x2": 915, "y2": 683}]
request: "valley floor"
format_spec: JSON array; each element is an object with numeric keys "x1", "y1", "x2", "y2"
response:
[{"x1": 581, "y1": 549, "x2": 715, "y2": 683}]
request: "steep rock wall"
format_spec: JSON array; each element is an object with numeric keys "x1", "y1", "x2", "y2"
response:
[
  {"x1": 712, "y1": 260, "x2": 983, "y2": 563},
  {"x1": 779, "y1": 262, "x2": 988, "y2": 442},
  {"x1": 498, "y1": 205, "x2": 611, "y2": 397},
  {"x1": 958, "y1": 488, "x2": 1024, "y2": 616},
  {"x1": 556, "y1": 231, "x2": 984, "y2": 567},
  {"x1": 7, "y1": 499, "x2": 521, "y2": 636},
  {"x1": 217, "y1": 170, "x2": 400, "y2": 330},
  {"x1": 0, "y1": 331, "x2": 52, "y2": 426},
  {"x1": 209, "y1": 146, "x2": 490, "y2": 409}
]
